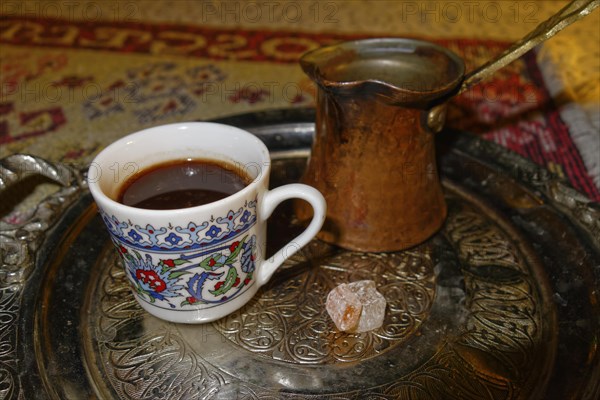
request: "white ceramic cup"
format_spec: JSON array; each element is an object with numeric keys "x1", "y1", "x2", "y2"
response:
[{"x1": 88, "y1": 122, "x2": 326, "y2": 323}]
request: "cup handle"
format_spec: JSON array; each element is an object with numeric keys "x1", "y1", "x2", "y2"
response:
[{"x1": 256, "y1": 183, "x2": 326, "y2": 286}]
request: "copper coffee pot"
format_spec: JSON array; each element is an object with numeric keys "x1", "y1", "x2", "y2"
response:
[{"x1": 295, "y1": 0, "x2": 598, "y2": 251}]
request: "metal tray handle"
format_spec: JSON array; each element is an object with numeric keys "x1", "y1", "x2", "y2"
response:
[{"x1": 0, "y1": 154, "x2": 86, "y2": 285}]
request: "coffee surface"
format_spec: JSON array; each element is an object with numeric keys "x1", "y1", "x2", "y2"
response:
[{"x1": 118, "y1": 159, "x2": 251, "y2": 210}]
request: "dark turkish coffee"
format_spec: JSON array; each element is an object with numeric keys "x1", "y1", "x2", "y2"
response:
[{"x1": 118, "y1": 159, "x2": 251, "y2": 210}]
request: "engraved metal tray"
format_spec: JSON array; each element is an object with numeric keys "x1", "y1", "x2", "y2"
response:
[{"x1": 1, "y1": 108, "x2": 599, "y2": 399}]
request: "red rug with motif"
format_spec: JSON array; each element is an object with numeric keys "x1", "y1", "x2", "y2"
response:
[{"x1": 1, "y1": 16, "x2": 598, "y2": 202}]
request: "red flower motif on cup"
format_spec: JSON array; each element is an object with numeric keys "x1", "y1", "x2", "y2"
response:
[
  {"x1": 117, "y1": 234, "x2": 257, "y2": 308},
  {"x1": 135, "y1": 269, "x2": 167, "y2": 293}
]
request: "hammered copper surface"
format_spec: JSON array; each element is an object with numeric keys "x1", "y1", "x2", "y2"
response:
[
  {"x1": 295, "y1": 0, "x2": 600, "y2": 251},
  {"x1": 2, "y1": 111, "x2": 599, "y2": 399},
  {"x1": 296, "y1": 88, "x2": 448, "y2": 252},
  {"x1": 296, "y1": 39, "x2": 461, "y2": 251}
]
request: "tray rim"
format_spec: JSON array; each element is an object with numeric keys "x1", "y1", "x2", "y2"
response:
[{"x1": 1, "y1": 107, "x2": 599, "y2": 399}]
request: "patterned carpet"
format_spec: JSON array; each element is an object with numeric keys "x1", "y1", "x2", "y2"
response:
[{"x1": 1, "y1": 1, "x2": 599, "y2": 224}]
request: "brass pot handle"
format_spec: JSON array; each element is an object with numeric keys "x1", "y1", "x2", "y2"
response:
[{"x1": 460, "y1": 0, "x2": 599, "y2": 92}]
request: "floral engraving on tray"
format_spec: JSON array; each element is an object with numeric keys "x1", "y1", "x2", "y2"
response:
[
  {"x1": 89, "y1": 257, "x2": 232, "y2": 399},
  {"x1": 0, "y1": 290, "x2": 20, "y2": 399},
  {"x1": 0, "y1": 154, "x2": 85, "y2": 399},
  {"x1": 385, "y1": 195, "x2": 547, "y2": 398},
  {"x1": 215, "y1": 239, "x2": 437, "y2": 364},
  {"x1": 85, "y1": 194, "x2": 547, "y2": 399}
]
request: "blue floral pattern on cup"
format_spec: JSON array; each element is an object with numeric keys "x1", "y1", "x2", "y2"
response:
[
  {"x1": 99, "y1": 200, "x2": 258, "y2": 309},
  {"x1": 113, "y1": 234, "x2": 257, "y2": 309},
  {"x1": 100, "y1": 200, "x2": 257, "y2": 251}
]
